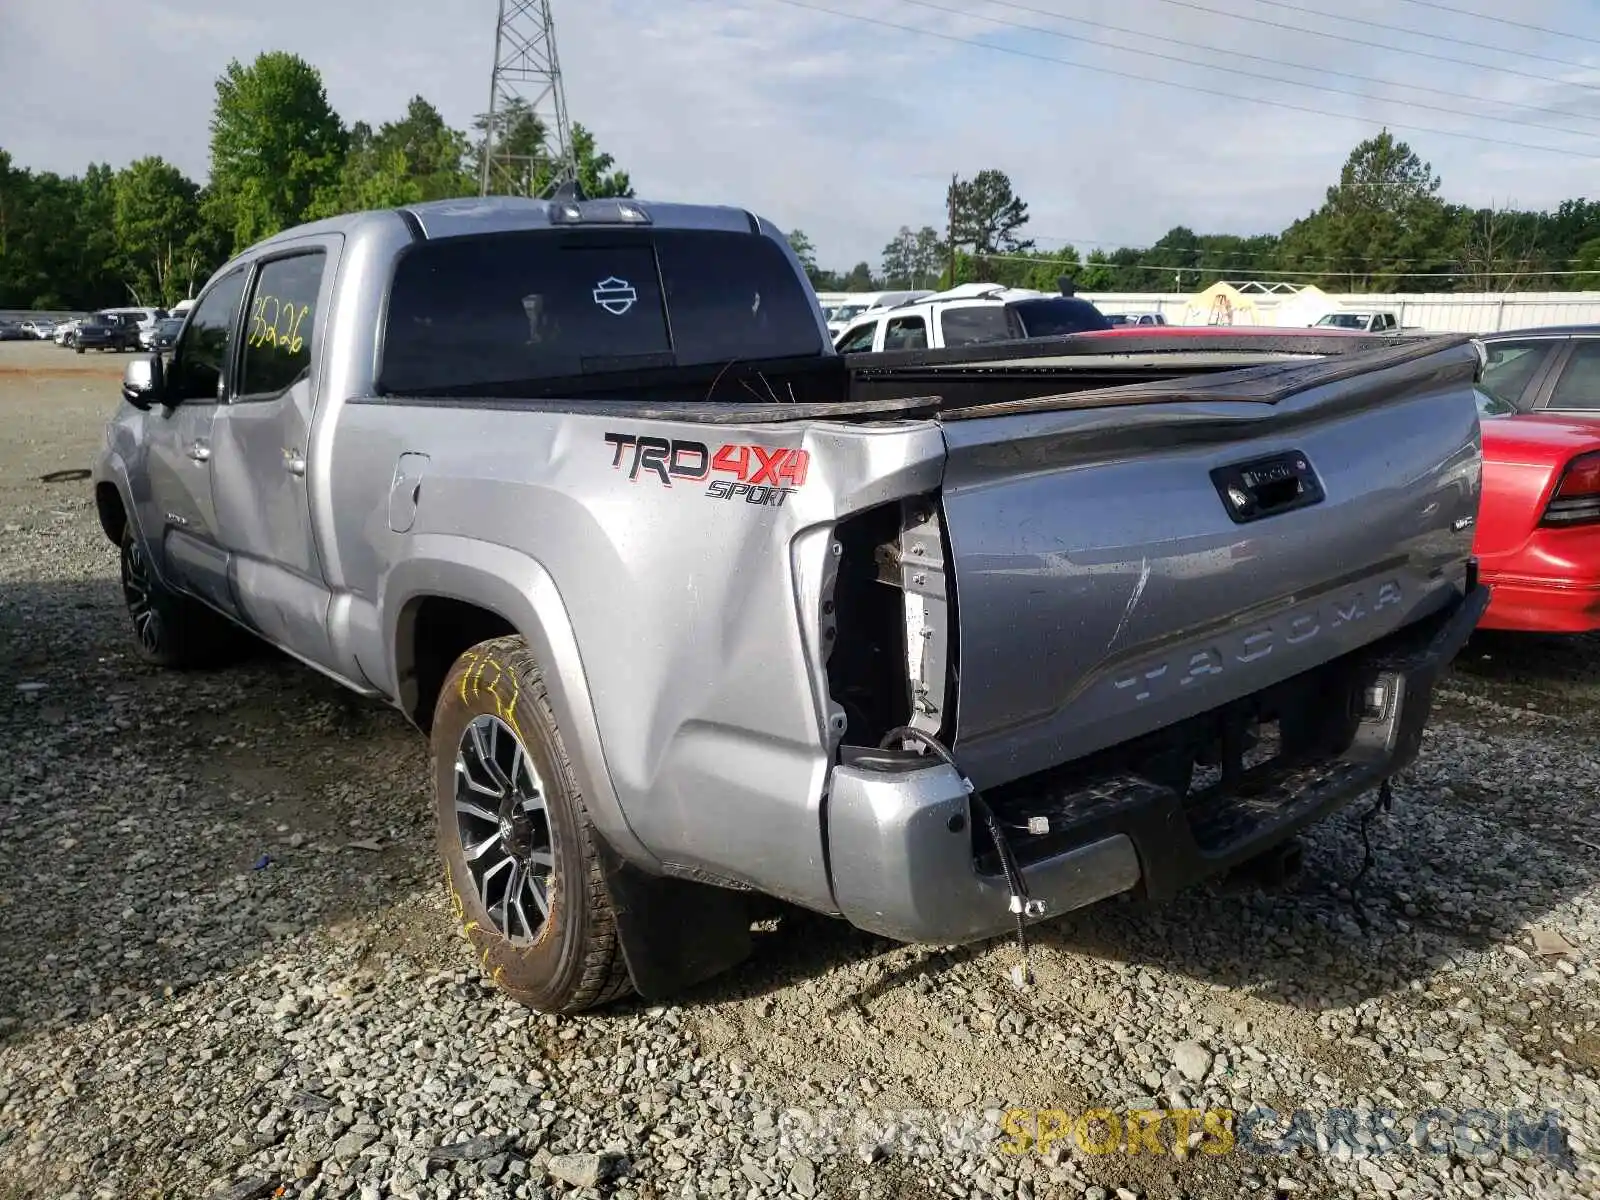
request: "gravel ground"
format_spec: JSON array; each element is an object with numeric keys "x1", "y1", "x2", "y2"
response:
[{"x1": 0, "y1": 339, "x2": 1597, "y2": 1200}]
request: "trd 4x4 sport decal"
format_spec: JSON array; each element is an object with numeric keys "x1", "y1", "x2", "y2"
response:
[{"x1": 604, "y1": 432, "x2": 810, "y2": 507}]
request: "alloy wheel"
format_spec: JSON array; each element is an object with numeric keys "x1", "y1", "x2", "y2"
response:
[
  {"x1": 121, "y1": 539, "x2": 161, "y2": 657},
  {"x1": 454, "y1": 713, "x2": 555, "y2": 943}
]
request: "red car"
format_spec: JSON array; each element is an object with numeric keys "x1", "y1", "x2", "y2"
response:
[
  {"x1": 1074, "y1": 322, "x2": 1600, "y2": 634},
  {"x1": 1471, "y1": 328, "x2": 1600, "y2": 633}
]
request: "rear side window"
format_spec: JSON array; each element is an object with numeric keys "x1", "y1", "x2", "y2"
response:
[
  {"x1": 1479, "y1": 339, "x2": 1554, "y2": 408},
  {"x1": 884, "y1": 316, "x2": 927, "y2": 350},
  {"x1": 379, "y1": 228, "x2": 823, "y2": 395},
  {"x1": 939, "y1": 306, "x2": 1012, "y2": 347},
  {"x1": 1008, "y1": 297, "x2": 1112, "y2": 337},
  {"x1": 1549, "y1": 340, "x2": 1600, "y2": 411}
]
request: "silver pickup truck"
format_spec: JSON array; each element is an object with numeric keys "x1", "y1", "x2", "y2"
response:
[{"x1": 92, "y1": 195, "x2": 1490, "y2": 1013}]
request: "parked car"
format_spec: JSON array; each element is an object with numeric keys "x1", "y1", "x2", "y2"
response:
[
  {"x1": 55, "y1": 319, "x2": 82, "y2": 346},
  {"x1": 21, "y1": 319, "x2": 58, "y2": 339},
  {"x1": 101, "y1": 306, "x2": 168, "y2": 334},
  {"x1": 73, "y1": 313, "x2": 142, "y2": 353},
  {"x1": 94, "y1": 195, "x2": 1488, "y2": 1013},
  {"x1": 823, "y1": 290, "x2": 935, "y2": 337},
  {"x1": 833, "y1": 282, "x2": 1111, "y2": 352},
  {"x1": 0, "y1": 321, "x2": 31, "y2": 341},
  {"x1": 1465, "y1": 327, "x2": 1600, "y2": 633},
  {"x1": 140, "y1": 316, "x2": 185, "y2": 352}
]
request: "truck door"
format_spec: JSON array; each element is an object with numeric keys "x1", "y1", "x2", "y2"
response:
[
  {"x1": 208, "y1": 243, "x2": 338, "y2": 668},
  {"x1": 135, "y1": 265, "x2": 248, "y2": 616}
]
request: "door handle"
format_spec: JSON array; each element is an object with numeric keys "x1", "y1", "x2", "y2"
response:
[
  {"x1": 187, "y1": 443, "x2": 211, "y2": 463},
  {"x1": 284, "y1": 450, "x2": 306, "y2": 477}
]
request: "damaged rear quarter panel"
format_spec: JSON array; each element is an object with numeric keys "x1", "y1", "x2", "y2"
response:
[{"x1": 366, "y1": 402, "x2": 945, "y2": 912}]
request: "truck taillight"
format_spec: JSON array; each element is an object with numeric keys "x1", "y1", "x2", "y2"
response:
[{"x1": 1541, "y1": 450, "x2": 1600, "y2": 527}]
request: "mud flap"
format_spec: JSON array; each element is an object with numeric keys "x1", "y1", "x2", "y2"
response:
[{"x1": 591, "y1": 832, "x2": 754, "y2": 1000}]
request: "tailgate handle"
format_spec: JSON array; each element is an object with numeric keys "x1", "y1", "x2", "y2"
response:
[{"x1": 1210, "y1": 450, "x2": 1324, "y2": 524}]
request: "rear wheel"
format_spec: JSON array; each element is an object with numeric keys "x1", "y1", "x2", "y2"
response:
[
  {"x1": 431, "y1": 635, "x2": 632, "y2": 1013},
  {"x1": 119, "y1": 528, "x2": 245, "y2": 668}
]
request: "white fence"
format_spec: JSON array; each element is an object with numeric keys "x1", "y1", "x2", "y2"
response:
[
  {"x1": 1, "y1": 309, "x2": 85, "y2": 325},
  {"x1": 1080, "y1": 291, "x2": 1600, "y2": 334}
]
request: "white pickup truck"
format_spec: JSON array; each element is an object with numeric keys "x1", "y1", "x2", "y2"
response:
[{"x1": 1312, "y1": 311, "x2": 1424, "y2": 335}]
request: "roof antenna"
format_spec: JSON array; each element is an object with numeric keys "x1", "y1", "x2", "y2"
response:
[
  {"x1": 1057, "y1": 275, "x2": 1077, "y2": 296},
  {"x1": 551, "y1": 179, "x2": 587, "y2": 203}
]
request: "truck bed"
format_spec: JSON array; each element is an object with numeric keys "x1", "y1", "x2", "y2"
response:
[{"x1": 378, "y1": 330, "x2": 1477, "y2": 425}]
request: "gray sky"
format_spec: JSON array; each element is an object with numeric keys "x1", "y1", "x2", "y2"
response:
[{"x1": 3, "y1": 0, "x2": 1600, "y2": 273}]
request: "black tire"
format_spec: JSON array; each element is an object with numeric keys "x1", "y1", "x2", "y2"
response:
[
  {"x1": 75, "y1": 345, "x2": 84, "y2": 355},
  {"x1": 431, "y1": 635, "x2": 632, "y2": 1013},
  {"x1": 118, "y1": 527, "x2": 245, "y2": 668}
]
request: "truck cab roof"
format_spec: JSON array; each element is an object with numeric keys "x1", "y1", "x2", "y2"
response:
[
  {"x1": 196, "y1": 195, "x2": 838, "y2": 401},
  {"x1": 230, "y1": 194, "x2": 790, "y2": 260}
]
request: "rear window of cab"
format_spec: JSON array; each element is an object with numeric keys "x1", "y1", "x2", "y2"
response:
[{"x1": 378, "y1": 228, "x2": 824, "y2": 395}]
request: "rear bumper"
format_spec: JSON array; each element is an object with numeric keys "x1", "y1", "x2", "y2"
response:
[
  {"x1": 1479, "y1": 525, "x2": 1600, "y2": 633},
  {"x1": 1479, "y1": 575, "x2": 1600, "y2": 634},
  {"x1": 825, "y1": 579, "x2": 1490, "y2": 945}
]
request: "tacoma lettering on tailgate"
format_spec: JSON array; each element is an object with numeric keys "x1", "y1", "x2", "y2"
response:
[{"x1": 1110, "y1": 580, "x2": 1404, "y2": 704}]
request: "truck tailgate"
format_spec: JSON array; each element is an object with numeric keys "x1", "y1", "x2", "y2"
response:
[{"x1": 939, "y1": 339, "x2": 1484, "y2": 789}]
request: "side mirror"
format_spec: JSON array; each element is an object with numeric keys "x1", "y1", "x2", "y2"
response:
[{"x1": 122, "y1": 354, "x2": 165, "y2": 411}]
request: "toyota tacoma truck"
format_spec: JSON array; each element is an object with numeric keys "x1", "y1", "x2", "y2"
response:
[{"x1": 92, "y1": 194, "x2": 1491, "y2": 1013}]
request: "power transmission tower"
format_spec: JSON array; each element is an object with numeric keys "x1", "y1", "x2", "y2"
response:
[{"x1": 479, "y1": 0, "x2": 578, "y2": 198}]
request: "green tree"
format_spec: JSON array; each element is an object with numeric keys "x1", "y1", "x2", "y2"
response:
[
  {"x1": 1278, "y1": 129, "x2": 1451, "y2": 291},
  {"x1": 947, "y1": 169, "x2": 1032, "y2": 281},
  {"x1": 77, "y1": 164, "x2": 122, "y2": 305},
  {"x1": 1146, "y1": 226, "x2": 1202, "y2": 288},
  {"x1": 473, "y1": 97, "x2": 546, "y2": 194},
  {"x1": 372, "y1": 97, "x2": 473, "y2": 199},
  {"x1": 309, "y1": 98, "x2": 479, "y2": 219},
  {"x1": 204, "y1": 51, "x2": 347, "y2": 251},
  {"x1": 473, "y1": 101, "x2": 632, "y2": 199},
  {"x1": 307, "y1": 144, "x2": 422, "y2": 220},
  {"x1": 0, "y1": 150, "x2": 33, "y2": 304},
  {"x1": 1017, "y1": 245, "x2": 1082, "y2": 293},
  {"x1": 1079, "y1": 249, "x2": 1116, "y2": 291},
  {"x1": 557, "y1": 123, "x2": 632, "y2": 199},
  {"x1": 1452, "y1": 202, "x2": 1544, "y2": 292},
  {"x1": 0, "y1": 149, "x2": 18, "y2": 262},
  {"x1": 309, "y1": 123, "x2": 418, "y2": 219},
  {"x1": 1105, "y1": 245, "x2": 1159, "y2": 290},
  {"x1": 784, "y1": 228, "x2": 824, "y2": 284},
  {"x1": 0, "y1": 168, "x2": 84, "y2": 307},
  {"x1": 839, "y1": 261, "x2": 878, "y2": 291},
  {"x1": 1545, "y1": 198, "x2": 1600, "y2": 288},
  {"x1": 881, "y1": 225, "x2": 945, "y2": 289},
  {"x1": 112, "y1": 156, "x2": 205, "y2": 305},
  {"x1": 1191, "y1": 232, "x2": 1280, "y2": 287}
]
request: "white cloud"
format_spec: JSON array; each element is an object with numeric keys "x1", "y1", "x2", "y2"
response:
[{"x1": 2, "y1": 0, "x2": 1599, "y2": 272}]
